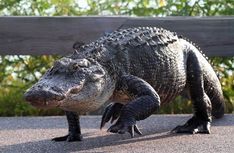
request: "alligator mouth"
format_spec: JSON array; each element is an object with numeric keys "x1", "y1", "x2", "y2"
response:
[
  {"x1": 26, "y1": 98, "x2": 64, "y2": 109},
  {"x1": 29, "y1": 99, "x2": 64, "y2": 109},
  {"x1": 24, "y1": 89, "x2": 66, "y2": 109},
  {"x1": 24, "y1": 84, "x2": 85, "y2": 109}
]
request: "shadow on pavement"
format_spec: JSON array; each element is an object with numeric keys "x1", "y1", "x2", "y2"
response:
[{"x1": 1, "y1": 128, "x2": 180, "y2": 153}]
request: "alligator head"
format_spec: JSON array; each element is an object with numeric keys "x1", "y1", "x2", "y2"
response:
[{"x1": 24, "y1": 56, "x2": 115, "y2": 113}]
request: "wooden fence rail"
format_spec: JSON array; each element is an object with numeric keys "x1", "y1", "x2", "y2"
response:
[{"x1": 0, "y1": 16, "x2": 233, "y2": 56}]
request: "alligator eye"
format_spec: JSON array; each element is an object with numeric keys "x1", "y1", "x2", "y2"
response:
[
  {"x1": 77, "y1": 59, "x2": 91, "y2": 67},
  {"x1": 72, "y1": 63, "x2": 80, "y2": 70}
]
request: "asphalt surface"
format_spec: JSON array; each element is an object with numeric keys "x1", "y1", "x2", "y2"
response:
[{"x1": 1, "y1": 114, "x2": 234, "y2": 153}]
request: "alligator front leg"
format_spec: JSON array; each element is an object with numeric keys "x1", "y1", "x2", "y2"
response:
[
  {"x1": 52, "y1": 111, "x2": 83, "y2": 142},
  {"x1": 106, "y1": 75, "x2": 160, "y2": 137}
]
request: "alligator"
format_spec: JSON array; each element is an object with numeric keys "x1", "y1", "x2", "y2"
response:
[{"x1": 24, "y1": 27, "x2": 225, "y2": 142}]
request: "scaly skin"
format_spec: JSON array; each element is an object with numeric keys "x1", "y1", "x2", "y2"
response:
[{"x1": 25, "y1": 27, "x2": 225, "y2": 141}]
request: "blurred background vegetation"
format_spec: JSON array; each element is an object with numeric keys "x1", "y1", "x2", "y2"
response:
[{"x1": 0, "y1": 0, "x2": 233, "y2": 116}]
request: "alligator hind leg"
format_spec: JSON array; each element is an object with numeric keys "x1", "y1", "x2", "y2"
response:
[
  {"x1": 52, "y1": 111, "x2": 83, "y2": 142},
  {"x1": 172, "y1": 53, "x2": 212, "y2": 134},
  {"x1": 106, "y1": 75, "x2": 160, "y2": 137}
]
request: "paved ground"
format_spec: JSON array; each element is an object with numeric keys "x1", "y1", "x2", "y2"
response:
[{"x1": 0, "y1": 114, "x2": 234, "y2": 153}]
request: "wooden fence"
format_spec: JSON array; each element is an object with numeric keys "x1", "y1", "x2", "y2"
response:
[{"x1": 0, "y1": 16, "x2": 233, "y2": 56}]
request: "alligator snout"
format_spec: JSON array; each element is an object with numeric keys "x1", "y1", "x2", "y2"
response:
[{"x1": 24, "y1": 87, "x2": 65, "y2": 107}]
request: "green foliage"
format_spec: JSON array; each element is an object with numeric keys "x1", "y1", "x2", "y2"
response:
[
  {"x1": 0, "y1": 55, "x2": 62, "y2": 116},
  {"x1": 210, "y1": 57, "x2": 234, "y2": 113},
  {"x1": 0, "y1": 82, "x2": 64, "y2": 116},
  {"x1": 0, "y1": 0, "x2": 233, "y2": 116}
]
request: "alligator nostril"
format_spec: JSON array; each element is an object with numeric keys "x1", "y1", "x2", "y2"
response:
[{"x1": 70, "y1": 88, "x2": 80, "y2": 94}]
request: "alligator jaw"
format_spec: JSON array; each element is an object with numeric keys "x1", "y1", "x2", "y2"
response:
[
  {"x1": 26, "y1": 98, "x2": 64, "y2": 109},
  {"x1": 24, "y1": 88, "x2": 66, "y2": 109}
]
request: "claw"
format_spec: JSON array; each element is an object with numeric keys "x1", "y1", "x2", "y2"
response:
[
  {"x1": 100, "y1": 103, "x2": 113, "y2": 129},
  {"x1": 52, "y1": 135, "x2": 69, "y2": 141},
  {"x1": 66, "y1": 134, "x2": 83, "y2": 142},
  {"x1": 107, "y1": 127, "x2": 111, "y2": 132},
  {"x1": 171, "y1": 126, "x2": 181, "y2": 133},
  {"x1": 134, "y1": 125, "x2": 142, "y2": 135},
  {"x1": 111, "y1": 113, "x2": 119, "y2": 124},
  {"x1": 100, "y1": 103, "x2": 123, "y2": 129},
  {"x1": 52, "y1": 134, "x2": 83, "y2": 142},
  {"x1": 129, "y1": 126, "x2": 134, "y2": 138}
]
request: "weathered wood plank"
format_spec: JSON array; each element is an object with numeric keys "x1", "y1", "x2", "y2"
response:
[{"x1": 0, "y1": 16, "x2": 233, "y2": 56}]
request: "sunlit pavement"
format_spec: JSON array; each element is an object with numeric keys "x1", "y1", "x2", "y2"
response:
[{"x1": 1, "y1": 114, "x2": 234, "y2": 153}]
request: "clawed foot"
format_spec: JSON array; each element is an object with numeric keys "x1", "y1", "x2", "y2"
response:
[
  {"x1": 171, "y1": 117, "x2": 211, "y2": 134},
  {"x1": 52, "y1": 133, "x2": 83, "y2": 142},
  {"x1": 100, "y1": 103, "x2": 142, "y2": 137},
  {"x1": 107, "y1": 119, "x2": 142, "y2": 138}
]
